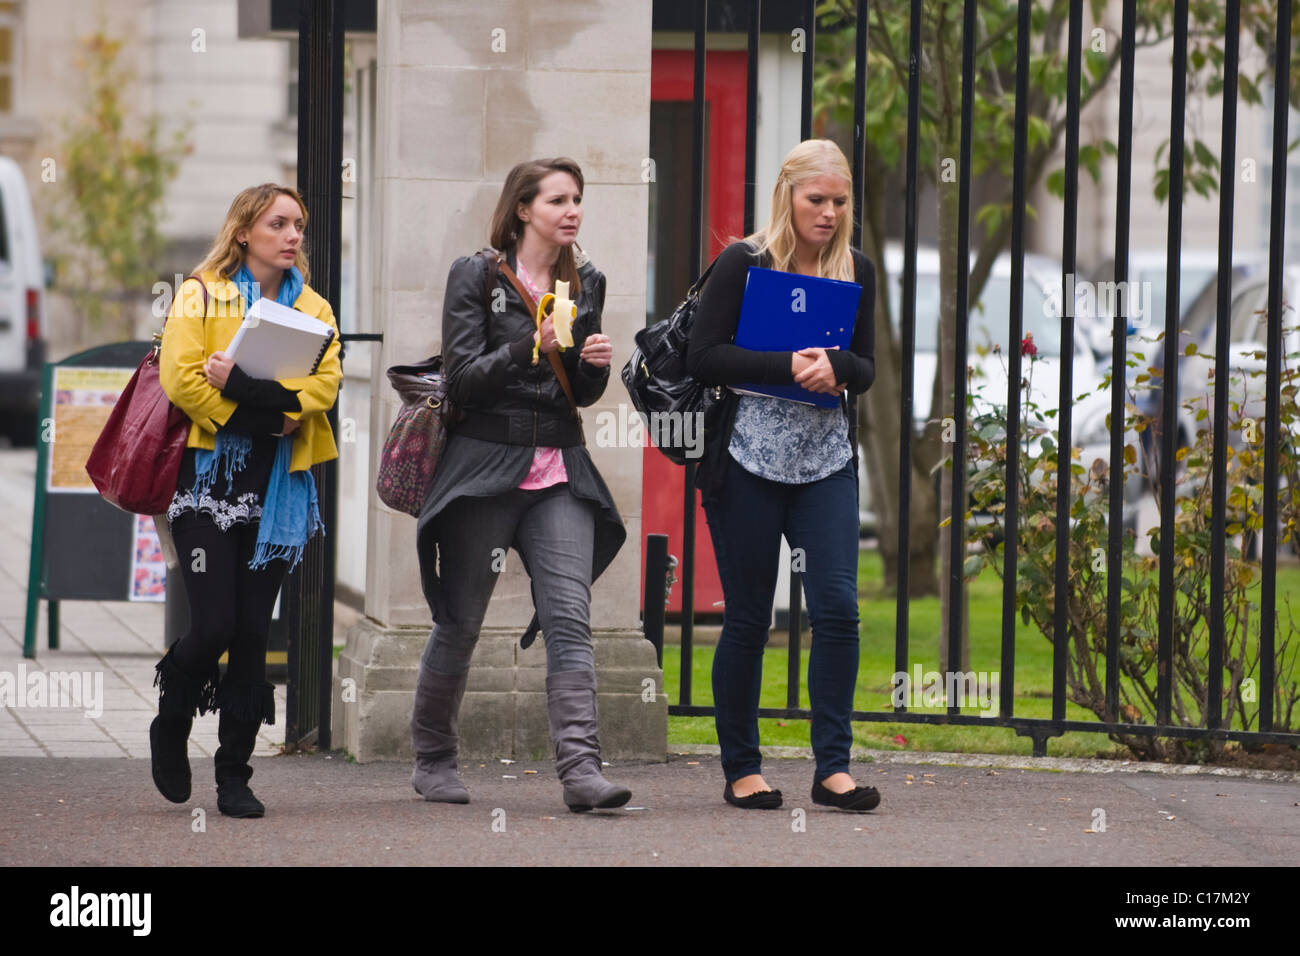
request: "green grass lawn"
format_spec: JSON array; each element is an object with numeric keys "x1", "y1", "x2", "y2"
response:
[{"x1": 662, "y1": 549, "x2": 1300, "y2": 759}]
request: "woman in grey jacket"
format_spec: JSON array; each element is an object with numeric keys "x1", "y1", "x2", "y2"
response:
[{"x1": 411, "y1": 157, "x2": 629, "y2": 812}]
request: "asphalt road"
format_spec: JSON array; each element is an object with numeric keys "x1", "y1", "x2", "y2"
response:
[{"x1": 3, "y1": 753, "x2": 1297, "y2": 867}]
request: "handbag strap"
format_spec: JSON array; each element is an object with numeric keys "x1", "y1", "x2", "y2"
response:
[
  {"x1": 162, "y1": 274, "x2": 209, "y2": 328},
  {"x1": 152, "y1": 275, "x2": 209, "y2": 365},
  {"x1": 478, "y1": 249, "x2": 582, "y2": 423}
]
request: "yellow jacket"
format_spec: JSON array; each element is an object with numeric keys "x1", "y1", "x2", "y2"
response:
[{"x1": 159, "y1": 271, "x2": 342, "y2": 473}]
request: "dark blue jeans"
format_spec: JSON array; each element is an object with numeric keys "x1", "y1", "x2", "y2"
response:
[{"x1": 703, "y1": 455, "x2": 861, "y2": 783}]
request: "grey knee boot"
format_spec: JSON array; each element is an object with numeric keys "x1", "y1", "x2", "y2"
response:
[
  {"x1": 546, "y1": 668, "x2": 631, "y2": 813},
  {"x1": 410, "y1": 666, "x2": 470, "y2": 803}
]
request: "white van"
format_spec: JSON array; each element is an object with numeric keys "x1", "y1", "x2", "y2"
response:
[{"x1": 0, "y1": 155, "x2": 46, "y2": 445}]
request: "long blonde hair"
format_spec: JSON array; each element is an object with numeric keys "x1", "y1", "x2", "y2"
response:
[
  {"x1": 746, "y1": 139, "x2": 854, "y2": 281},
  {"x1": 193, "y1": 184, "x2": 311, "y2": 283}
]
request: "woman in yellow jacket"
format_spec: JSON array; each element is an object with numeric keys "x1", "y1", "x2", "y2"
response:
[{"x1": 153, "y1": 183, "x2": 341, "y2": 818}]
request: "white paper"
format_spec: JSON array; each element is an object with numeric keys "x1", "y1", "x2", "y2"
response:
[{"x1": 224, "y1": 298, "x2": 333, "y2": 379}]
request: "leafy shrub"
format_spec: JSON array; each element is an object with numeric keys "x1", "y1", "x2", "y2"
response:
[{"x1": 963, "y1": 335, "x2": 1299, "y2": 760}]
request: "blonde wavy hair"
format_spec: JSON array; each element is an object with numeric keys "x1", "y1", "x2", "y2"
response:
[
  {"x1": 746, "y1": 139, "x2": 854, "y2": 282},
  {"x1": 193, "y1": 183, "x2": 311, "y2": 283}
]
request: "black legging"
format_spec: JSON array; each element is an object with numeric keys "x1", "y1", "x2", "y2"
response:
[{"x1": 168, "y1": 510, "x2": 287, "y2": 689}]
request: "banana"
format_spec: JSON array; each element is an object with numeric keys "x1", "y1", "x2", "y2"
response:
[
  {"x1": 532, "y1": 280, "x2": 578, "y2": 364},
  {"x1": 551, "y1": 280, "x2": 577, "y2": 348}
]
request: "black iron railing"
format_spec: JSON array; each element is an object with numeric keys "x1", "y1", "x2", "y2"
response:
[{"x1": 646, "y1": 0, "x2": 1300, "y2": 757}]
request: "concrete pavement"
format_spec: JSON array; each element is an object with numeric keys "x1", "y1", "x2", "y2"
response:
[{"x1": 0, "y1": 448, "x2": 290, "y2": 759}]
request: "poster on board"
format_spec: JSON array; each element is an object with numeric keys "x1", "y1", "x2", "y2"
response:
[
  {"x1": 129, "y1": 514, "x2": 168, "y2": 602},
  {"x1": 47, "y1": 366, "x2": 133, "y2": 493}
]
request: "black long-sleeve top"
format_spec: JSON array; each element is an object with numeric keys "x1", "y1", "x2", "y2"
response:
[
  {"x1": 685, "y1": 239, "x2": 877, "y2": 503},
  {"x1": 685, "y1": 240, "x2": 876, "y2": 394},
  {"x1": 167, "y1": 366, "x2": 305, "y2": 529},
  {"x1": 220, "y1": 364, "x2": 303, "y2": 435}
]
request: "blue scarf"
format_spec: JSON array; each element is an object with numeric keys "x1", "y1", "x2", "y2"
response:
[{"x1": 193, "y1": 264, "x2": 323, "y2": 571}]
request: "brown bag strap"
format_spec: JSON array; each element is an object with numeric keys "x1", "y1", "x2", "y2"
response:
[
  {"x1": 154, "y1": 275, "x2": 209, "y2": 365},
  {"x1": 185, "y1": 274, "x2": 210, "y2": 312},
  {"x1": 486, "y1": 251, "x2": 582, "y2": 423},
  {"x1": 163, "y1": 275, "x2": 209, "y2": 326}
]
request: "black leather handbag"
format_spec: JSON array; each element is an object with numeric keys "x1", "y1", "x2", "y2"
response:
[{"x1": 620, "y1": 258, "x2": 722, "y2": 465}]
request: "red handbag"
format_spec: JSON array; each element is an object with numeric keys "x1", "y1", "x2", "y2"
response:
[{"x1": 85, "y1": 277, "x2": 207, "y2": 515}]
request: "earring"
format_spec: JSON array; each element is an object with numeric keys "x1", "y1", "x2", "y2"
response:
[{"x1": 239, "y1": 240, "x2": 248, "y2": 249}]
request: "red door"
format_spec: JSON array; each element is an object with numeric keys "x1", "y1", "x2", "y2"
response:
[{"x1": 642, "y1": 49, "x2": 748, "y2": 616}]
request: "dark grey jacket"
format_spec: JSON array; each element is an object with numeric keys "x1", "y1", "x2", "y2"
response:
[
  {"x1": 415, "y1": 249, "x2": 626, "y2": 636},
  {"x1": 443, "y1": 249, "x2": 609, "y2": 445}
]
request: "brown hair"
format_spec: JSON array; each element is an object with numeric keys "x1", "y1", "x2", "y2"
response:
[
  {"x1": 193, "y1": 183, "x2": 311, "y2": 284},
  {"x1": 489, "y1": 157, "x2": 584, "y2": 294}
]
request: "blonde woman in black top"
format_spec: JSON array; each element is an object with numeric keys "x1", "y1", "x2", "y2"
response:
[{"x1": 687, "y1": 139, "x2": 879, "y2": 811}]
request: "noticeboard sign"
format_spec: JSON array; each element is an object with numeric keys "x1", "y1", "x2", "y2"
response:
[{"x1": 23, "y1": 342, "x2": 164, "y2": 657}]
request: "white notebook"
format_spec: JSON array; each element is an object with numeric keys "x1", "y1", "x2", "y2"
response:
[{"x1": 226, "y1": 298, "x2": 335, "y2": 379}]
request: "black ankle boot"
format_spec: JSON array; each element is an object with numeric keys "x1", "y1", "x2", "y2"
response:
[
  {"x1": 149, "y1": 649, "x2": 214, "y2": 804},
  {"x1": 214, "y1": 680, "x2": 273, "y2": 818},
  {"x1": 149, "y1": 714, "x2": 193, "y2": 803},
  {"x1": 216, "y1": 778, "x2": 265, "y2": 818},
  {"x1": 215, "y1": 711, "x2": 264, "y2": 818}
]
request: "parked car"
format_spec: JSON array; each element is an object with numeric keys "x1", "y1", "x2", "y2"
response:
[
  {"x1": 1116, "y1": 258, "x2": 1300, "y2": 556},
  {"x1": 1165, "y1": 262, "x2": 1300, "y2": 477},
  {"x1": 1043, "y1": 250, "x2": 1260, "y2": 524},
  {"x1": 858, "y1": 244, "x2": 1114, "y2": 533},
  {"x1": 1069, "y1": 251, "x2": 1300, "y2": 555},
  {"x1": 1176, "y1": 261, "x2": 1300, "y2": 418},
  {"x1": 0, "y1": 156, "x2": 46, "y2": 446},
  {"x1": 1085, "y1": 249, "x2": 1233, "y2": 368},
  {"x1": 1123, "y1": 258, "x2": 1294, "y2": 463}
]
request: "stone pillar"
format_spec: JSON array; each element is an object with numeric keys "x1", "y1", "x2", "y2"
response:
[{"x1": 334, "y1": 0, "x2": 665, "y2": 763}]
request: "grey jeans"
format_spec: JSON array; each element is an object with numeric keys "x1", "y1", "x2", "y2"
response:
[{"x1": 422, "y1": 483, "x2": 597, "y2": 676}]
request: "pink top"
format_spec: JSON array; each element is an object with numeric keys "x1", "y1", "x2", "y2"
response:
[{"x1": 515, "y1": 259, "x2": 570, "y2": 490}]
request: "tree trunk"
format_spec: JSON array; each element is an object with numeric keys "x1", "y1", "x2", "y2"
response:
[{"x1": 859, "y1": 395, "x2": 941, "y2": 597}]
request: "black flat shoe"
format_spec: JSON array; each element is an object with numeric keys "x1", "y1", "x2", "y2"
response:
[
  {"x1": 724, "y1": 781, "x2": 783, "y2": 809},
  {"x1": 812, "y1": 779, "x2": 880, "y2": 812}
]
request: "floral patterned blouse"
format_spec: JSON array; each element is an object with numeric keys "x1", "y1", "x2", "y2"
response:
[{"x1": 727, "y1": 393, "x2": 851, "y2": 483}]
